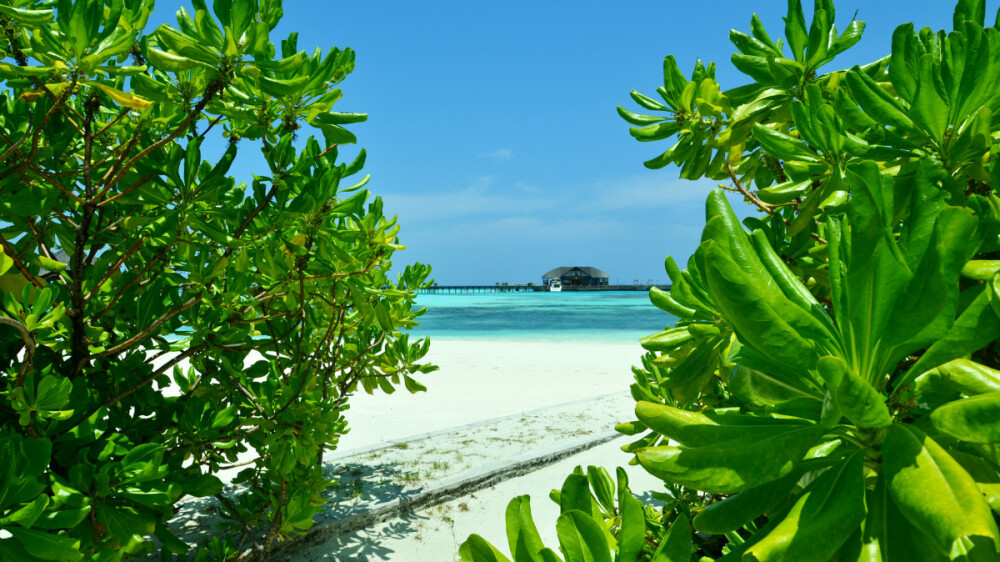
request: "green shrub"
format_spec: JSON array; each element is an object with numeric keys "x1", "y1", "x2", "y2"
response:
[
  {"x1": 0, "y1": 1, "x2": 435, "y2": 560},
  {"x1": 461, "y1": 0, "x2": 1000, "y2": 560}
]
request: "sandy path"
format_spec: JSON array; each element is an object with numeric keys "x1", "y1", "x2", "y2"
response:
[
  {"x1": 168, "y1": 338, "x2": 654, "y2": 560},
  {"x1": 336, "y1": 338, "x2": 645, "y2": 451}
]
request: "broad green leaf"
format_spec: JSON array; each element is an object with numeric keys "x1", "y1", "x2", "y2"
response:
[
  {"x1": 882, "y1": 425, "x2": 1000, "y2": 558},
  {"x1": 505, "y1": 496, "x2": 546, "y2": 562},
  {"x1": 636, "y1": 425, "x2": 822, "y2": 494},
  {"x1": 865, "y1": 474, "x2": 947, "y2": 561},
  {"x1": 258, "y1": 75, "x2": 309, "y2": 98},
  {"x1": 87, "y1": 82, "x2": 152, "y2": 110},
  {"x1": 651, "y1": 513, "x2": 692, "y2": 562},
  {"x1": 914, "y1": 359, "x2": 1000, "y2": 398},
  {"x1": 888, "y1": 24, "x2": 922, "y2": 102},
  {"x1": 930, "y1": 392, "x2": 1000, "y2": 443},
  {"x1": 816, "y1": 357, "x2": 892, "y2": 428},
  {"x1": 704, "y1": 244, "x2": 821, "y2": 373},
  {"x1": 693, "y1": 465, "x2": 802, "y2": 534},
  {"x1": 783, "y1": 0, "x2": 809, "y2": 62},
  {"x1": 752, "y1": 124, "x2": 822, "y2": 162},
  {"x1": 7, "y1": 527, "x2": 82, "y2": 561},
  {"x1": 0, "y1": 5, "x2": 54, "y2": 26},
  {"x1": 0, "y1": 251, "x2": 14, "y2": 276},
  {"x1": 459, "y1": 535, "x2": 513, "y2": 562},
  {"x1": 37, "y1": 256, "x2": 67, "y2": 273},
  {"x1": 910, "y1": 55, "x2": 949, "y2": 144},
  {"x1": 183, "y1": 473, "x2": 223, "y2": 497},
  {"x1": 635, "y1": 401, "x2": 810, "y2": 447},
  {"x1": 648, "y1": 286, "x2": 697, "y2": 318},
  {"x1": 559, "y1": 474, "x2": 596, "y2": 518},
  {"x1": 556, "y1": 510, "x2": 612, "y2": 562},
  {"x1": 728, "y1": 364, "x2": 818, "y2": 405},
  {"x1": 0, "y1": 495, "x2": 49, "y2": 528},
  {"x1": 904, "y1": 283, "x2": 1000, "y2": 385},
  {"x1": 962, "y1": 260, "x2": 1000, "y2": 280},
  {"x1": 618, "y1": 491, "x2": 645, "y2": 562},
  {"x1": 639, "y1": 327, "x2": 694, "y2": 352},
  {"x1": 745, "y1": 453, "x2": 866, "y2": 561},
  {"x1": 846, "y1": 67, "x2": 915, "y2": 132}
]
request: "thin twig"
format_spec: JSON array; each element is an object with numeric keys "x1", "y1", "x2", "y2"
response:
[
  {"x1": 61, "y1": 342, "x2": 209, "y2": 436},
  {"x1": 94, "y1": 296, "x2": 200, "y2": 358},
  {"x1": 725, "y1": 162, "x2": 774, "y2": 215},
  {"x1": 0, "y1": 233, "x2": 45, "y2": 288},
  {"x1": 0, "y1": 315, "x2": 35, "y2": 383}
]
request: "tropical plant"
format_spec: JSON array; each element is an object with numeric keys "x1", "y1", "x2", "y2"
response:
[
  {"x1": 462, "y1": 0, "x2": 1000, "y2": 560},
  {"x1": 460, "y1": 466, "x2": 697, "y2": 562},
  {"x1": 0, "y1": 0, "x2": 434, "y2": 560},
  {"x1": 617, "y1": 0, "x2": 1000, "y2": 559}
]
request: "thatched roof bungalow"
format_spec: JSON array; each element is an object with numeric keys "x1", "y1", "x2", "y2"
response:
[{"x1": 542, "y1": 266, "x2": 610, "y2": 287}]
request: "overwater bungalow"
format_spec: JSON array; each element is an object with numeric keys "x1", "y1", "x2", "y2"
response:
[{"x1": 542, "y1": 266, "x2": 610, "y2": 289}]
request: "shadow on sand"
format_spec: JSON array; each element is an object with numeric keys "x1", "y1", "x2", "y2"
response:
[{"x1": 165, "y1": 460, "x2": 426, "y2": 561}]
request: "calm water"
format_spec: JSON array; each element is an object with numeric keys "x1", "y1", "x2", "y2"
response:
[{"x1": 410, "y1": 291, "x2": 678, "y2": 343}]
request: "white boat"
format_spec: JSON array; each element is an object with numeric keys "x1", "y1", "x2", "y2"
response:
[{"x1": 549, "y1": 280, "x2": 562, "y2": 292}]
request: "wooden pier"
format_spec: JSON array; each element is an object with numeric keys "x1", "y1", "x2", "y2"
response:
[{"x1": 417, "y1": 284, "x2": 671, "y2": 294}]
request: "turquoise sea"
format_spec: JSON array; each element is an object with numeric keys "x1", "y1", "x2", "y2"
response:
[{"x1": 410, "y1": 291, "x2": 679, "y2": 343}]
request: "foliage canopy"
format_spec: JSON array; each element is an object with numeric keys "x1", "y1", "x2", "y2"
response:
[{"x1": 0, "y1": 0, "x2": 434, "y2": 560}]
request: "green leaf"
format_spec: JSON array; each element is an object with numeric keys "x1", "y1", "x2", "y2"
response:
[
  {"x1": 617, "y1": 106, "x2": 665, "y2": 126},
  {"x1": 650, "y1": 514, "x2": 692, "y2": 562},
  {"x1": 703, "y1": 243, "x2": 822, "y2": 374},
  {"x1": 648, "y1": 286, "x2": 697, "y2": 318},
  {"x1": 146, "y1": 48, "x2": 211, "y2": 72},
  {"x1": 37, "y1": 256, "x2": 67, "y2": 273},
  {"x1": 909, "y1": 55, "x2": 949, "y2": 144},
  {"x1": 889, "y1": 23, "x2": 922, "y2": 102},
  {"x1": 914, "y1": 359, "x2": 1000, "y2": 399},
  {"x1": 555, "y1": 510, "x2": 612, "y2": 562},
  {"x1": 930, "y1": 392, "x2": 1000, "y2": 443},
  {"x1": 639, "y1": 328, "x2": 694, "y2": 352},
  {"x1": 635, "y1": 425, "x2": 822, "y2": 494},
  {"x1": 504, "y1": 496, "x2": 546, "y2": 562},
  {"x1": 846, "y1": 67, "x2": 916, "y2": 132},
  {"x1": 693, "y1": 465, "x2": 802, "y2": 534},
  {"x1": 618, "y1": 491, "x2": 645, "y2": 562},
  {"x1": 7, "y1": 528, "x2": 82, "y2": 561},
  {"x1": 816, "y1": 357, "x2": 892, "y2": 428},
  {"x1": 882, "y1": 425, "x2": 1000, "y2": 558},
  {"x1": 183, "y1": 473, "x2": 224, "y2": 497},
  {"x1": 961, "y1": 260, "x2": 1000, "y2": 280},
  {"x1": 635, "y1": 401, "x2": 810, "y2": 447},
  {"x1": 459, "y1": 535, "x2": 513, "y2": 562},
  {"x1": 87, "y1": 82, "x2": 152, "y2": 110},
  {"x1": 0, "y1": 5, "x2": 54, "y2": 26},
  {"x1": 783, "y1": 0, "x2": 809, "y2": 62},
  {"x1": 559, "y1": 473, "x2": 596, "y2": 517},
  {"x1": 0, "y1": 495, "x2": 49, "y2": 528},
  {"x1": 746, "y1": 453, "x2": 866, "y2": 561},
  {"x1": 864, "y1": 473, "x2": 946, "y2": 561},
  {"x1": 904, "y1": 283, "x2": 1000, "y2": 385},
  {"x1": 751, "y1": 124, "x2": 822, "y2": 162},
  {"x1": 258, "y1": 75, "x2": 310, "y2": 98}
]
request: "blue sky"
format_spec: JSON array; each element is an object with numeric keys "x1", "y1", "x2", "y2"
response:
[{"x1": 162, "y1": 1, "x2": 981, "y2": 285}]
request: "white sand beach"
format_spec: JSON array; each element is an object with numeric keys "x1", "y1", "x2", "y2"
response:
[
  {"x1": 277, "y1": 338, "x2": 660, "y2": 561},
  {"x1": 336, "y1": 338, "x2": 647, "y2": 451},
  {"x1": 167, "y1": 337, "x2": 658, "y2": 561}
]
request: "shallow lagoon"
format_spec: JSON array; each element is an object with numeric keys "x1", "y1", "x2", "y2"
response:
[{"x1": 412, "y1": 290, "x2": 678, "y2": 343}]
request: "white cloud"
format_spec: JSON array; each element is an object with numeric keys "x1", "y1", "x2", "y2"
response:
[
  {"x1": 380, "y1": 176, "x2": 560, "y2": 223},
  {"x1": 407, "y1": 215, "x2": 625, "y2": 244},
  {"x1": 478, "y1": 148, "x2": 513, "y2": 160},
  {"x1": 576, "y1": 175, "x2": 719, "y2": 212}
]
